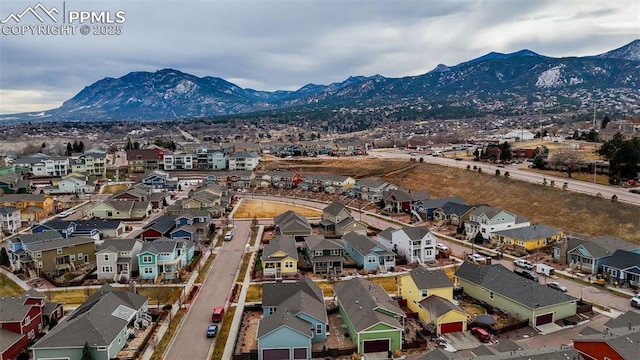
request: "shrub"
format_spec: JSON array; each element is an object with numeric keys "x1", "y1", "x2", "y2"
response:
[
  {"x1": 609, "y1": 175, "x2": 621, "y2": 185},
  {"x1": 504, "y1": 171, "x2": 510, "y2": 178},
  {"x1": 495, "y1": 169, "x2": 501, "y2": 176},
  {"x1": 162, "y1": 304, "x2": 173, "y2": 311}
]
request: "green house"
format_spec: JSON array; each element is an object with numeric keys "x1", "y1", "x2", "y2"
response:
[{"x1": 334, "y1": 278, "x2": 405, "y2": 354}]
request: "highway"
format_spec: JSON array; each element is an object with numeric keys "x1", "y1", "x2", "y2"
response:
[{"x1": 369, "y1": 149, "x2": 640, "y2": 205}]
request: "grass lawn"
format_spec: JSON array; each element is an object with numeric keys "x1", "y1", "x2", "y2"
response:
[
  {"x1": 234, "y1": 199, "x2": 322, "y2": 219},
  {"x1": 101, "y1": 184, "x2": 129, "y2": 194},
  {"x1": 0, "y1": 274, "x2": 25, "y2": 297},
  {"x1": 211, "y1": 305, "x2": 236, "y2": 359},
  {"x1": 245, "y1": 284, "x2": 262, "y2": 303},
  {"x1": 265, "y1": 158, "x2": 640, "y2": 244}
]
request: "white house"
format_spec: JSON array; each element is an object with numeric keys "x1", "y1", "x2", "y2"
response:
[
  {"x1": 96, "y1": 238, "x2": 143, "y2": 281},
  {"x1": 228, "y1": 151, "x2": 260, "y2": 171},
  {"x1": 377, "y1": 226, "x2": 437, "y2": 264},
  {"x1": 501, "y1": 130, "x2": 535, "y2": 141},
  {"x1": 464, "y1": 205, "x2": 531, "y2": 240},
  {"x1": 163, "y1": 153, "x2": 194, "y2": 170},
  {"x1": 0, "y1": 207, "x2": 21, "y2": 234},
  {"x1": 57, "y1": 174, "x2": 95, "y2": 194}
]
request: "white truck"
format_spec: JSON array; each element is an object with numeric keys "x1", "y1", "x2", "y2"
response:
[
  {"x1": 514, "y1": 259, "x2": 534, "y2": 270},
  {"x1": 536, "y1": 263, "x2": 555, "y2": 277}
]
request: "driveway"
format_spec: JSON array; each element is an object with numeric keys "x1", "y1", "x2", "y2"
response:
[{"x1": 164, "y1": 219, "x2": 251, "y2": 360}]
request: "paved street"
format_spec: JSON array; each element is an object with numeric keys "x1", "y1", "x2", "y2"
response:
[{"x1": 164, "y1": 219, "x2": 251, "y2": 360}]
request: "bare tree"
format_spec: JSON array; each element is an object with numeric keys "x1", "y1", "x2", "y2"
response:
[
  {"x1": 146, "y1": 286, "x2": 174, "y2": 309},
  {"x1": 550, "y1": 151, "x2": 582, "y2": 178}
]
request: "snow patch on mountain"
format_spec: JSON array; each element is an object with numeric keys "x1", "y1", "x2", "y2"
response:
[{"x1": 536, "y1": 65, "x2": 565, "y2": 88}]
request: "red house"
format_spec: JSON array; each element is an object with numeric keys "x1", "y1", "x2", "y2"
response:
[
  {"x1": 0, "y1": 290, "x2": 45, "y2": 360},
  {"x1": 573, "y1": 328, "x2": 639, "y2": 360},
  {"x1": 140, "y1": 214, "x2": 176, "y2": 241}
]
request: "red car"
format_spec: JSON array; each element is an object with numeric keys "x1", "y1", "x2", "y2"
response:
[
  {"x1": 471, "y1": 327, "x2": 492, "y2": 343},
  {"x1": 211, "y1": 306, "x2": 224, "y2": 322}
]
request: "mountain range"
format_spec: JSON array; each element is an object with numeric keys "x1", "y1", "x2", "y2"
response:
[{"x1": 3, "y1": 39, "x2": 640, "y2": 123}]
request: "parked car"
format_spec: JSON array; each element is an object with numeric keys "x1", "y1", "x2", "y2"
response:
[
  {"x1": 436, "y1": 243, "x2": 449, "y2": 252},
  {"x1": 206, "y1": 324, "x2": 218, "y2": 338},
  {"x1": 513, "y1": 268, "x2": 539, "y2": 282},
  {"x1": 514, "y1": 259, "x2": 534, "y2": 270},
  {"x1": 470, "y1": 327, "x2": 492, "y2": 343},
  {"x1": 467, "y1": 253, "x2": 487, "y2": 263},
  {"x1": 547, "y1": 281, "x2": 568, "y2": 292},
  {"x1": 631, "y1": 294, "x2": 640, "y2": 308},
  {"x1": 224, "y1": 231, "x2": 233, "y2": 241},
  {"x1": 212, "y1": 306, "x2": 225, "y2": 322},
  {"x1": 630, "y1": 189, "x2": 640, "y2": 194}
]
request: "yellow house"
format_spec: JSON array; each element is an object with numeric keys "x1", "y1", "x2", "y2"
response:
[
  {"x1": 262, "y1": 235, "x2": 298, "y2": 280},
  {"x1": 400, "y1": 267, "x2": 468, "y2": 334},
  {"x1": 491, "y1": 224, "x2": 563, "y2": 252},
  {"x1": 0, "y1": 194, "x2": 54, "y2": 224}
]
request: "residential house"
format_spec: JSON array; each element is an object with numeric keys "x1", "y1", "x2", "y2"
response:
[
  {"x1": 148, "y1": 192, "x2": 170, "y2": 209},
  {"x1": 319, "y1": 201, "x2": 367, "y2": 236},
  {"x1": 334, "y1": 278, "x2": 405, "y2": 354},
  {"x1": 36, "y1": 156, "x2": 71, "y2": 177},
  {"x1": 574, "y1": 326, "x2": 640, "y2": 360},
  {"x1": 137, "y1": 238, "x2": 194, "y2": 281},
  {"x1": 455, "y1": 263, "x2": 578, "y2": 327},
  {"x1": 163, "y1": 152, "x2": 194, "y2": 170},
  {"x1": 260, "y1": 171, "x2": 303, "y2": 189},
  {"x1": 303, "y1": 235, "x2": 345, "y2": 275},
  {"x1": 8, "y1": 231, "x2": 64, "y2": 273},
  {"x1": 433, "y1": 202, "x2": 477, "y2": 227},
  {"x1": 420, "y1": 345, "x2": 580, "y2": 360},
  {"x1": 88, "y1": 200, "x2": 152, "y2": 220},
  {"x1": 70, "y1": 152, "x2": 107, "y2": 176},
  {"x1": 377, "y1": 226, "x2": 437, "y2": 264},
  {"x1": 491, "y1": 224, "x2": 563, "y2": 252},
  {"x1": 464, "y1": 205, "x2": 531, "y2": 240},
  {"x1": 211, "y1": 170, "x2": 255, "y2": 189},
  {"x1": 383, "y1": 189, "x2": 430, "y2": 214},
  {"x1": 0, "y1": 194, "x2": 54, "y2": 224},
  {"x1": 273, "y1": 210, "x2": 312, "y2": 240},
  {"x1": 140, "y1": 215, "x2": 177, "y2": 241},
  {"x1": 170, "y1": 225, "x2": 199, "y2": 241},
  {"x1": 0, "y1": 174, "x2": 32, "y2": 194},
  {"x1": 96, "y1": 238, "x2": 143, "y2": 281},
  {"x1": 330, "y1": 142, "x2": 366, "y2": 156},
  {"x1": 400, "y1": 268, "x2": 467, "y2": 334},
  {"x1": 412, "y1": 196, "x2": 466, "y2": 222},
  {"x1": 181, "y1": 191, "x2": 221, "y2": 211},
  {"x1": 301, "y1": 174, "x2": 355, "y2": 194},
  {"x1": 354, "y1": 179, "x2": 398, "y2": 202},
  {"x1": 138, "y1": 170, "x2": 178, "y2": 190},
  {"x1": 257, "y1": 277, "x2": 328, "y2": 360},
  {"x1": 0, "y1": 207, "x2": 21, "y2": 234},
  {"x1": 262, "y1": 235, "x2": 298, "y2": 280},
  {"x1": 601, "y1": 250, "x2": 640, "y2": 286},
  {"x1": 126, "y1": 148, "x2": 164, "y2": 173},
  {"x1": 553, "y1": 235, "x2": 640, "y2": 274},
  {"x1": 25, "y1": 236, "x2": 96, "y2": 276},
  {"x1": 31, "y1": 284, "x2": 149, "y2": 360},
  {"x1": 33, "y1": 219, "x2": 126, "y2": 239},
  {"x1": 50, "y1": 173, "x2": 97, "y2": 194},
  {"x1": 228, "y1": 151, "x2": 260, "y2": 171},
  {"x1": 175, "y1": 210, "x2": 211, "y2": 227},
  {"x1": 342, "y1": 232, "x2": 395, "y2": 271},
  {"x1": 0, "y1": 290, "x2": 45, "y2": 360},
  {"x1": 111, "y1": 187, "x2": 150, "y2": 202},
  {"x1": 194, "y1": 147, "x2": 226, "y2": 170},
  {"x1": 42, "y1": 300, "x2": 64, "y2": 330}
]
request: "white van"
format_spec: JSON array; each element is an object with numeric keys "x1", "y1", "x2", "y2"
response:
[{"x1": 536, "y1": 263, "x2": 555, "y2": 277}]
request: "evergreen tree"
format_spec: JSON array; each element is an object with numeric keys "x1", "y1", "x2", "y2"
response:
[
  {"x1": 601, "y1": 116, "x2": 611, "y2": 129},
  {"x1": 72, "y1": 141, "x2": 79, "y2": 152},
  {"x1": 67, "y1": 142, "x2": 73, "y2": 156},
  {"x1": 0, "y1": 247, "x2": 10, "y2": 267},
  {"x1": 81, "y1": 342, "x2": 94, "y2": 360},
  {"x1": 78, "y1": 141, "x2": 85, "y2": 153}
]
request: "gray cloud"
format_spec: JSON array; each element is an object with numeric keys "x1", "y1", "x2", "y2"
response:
[{"x1": 0, "y1": 0, "x2": 638, "y2": 113}]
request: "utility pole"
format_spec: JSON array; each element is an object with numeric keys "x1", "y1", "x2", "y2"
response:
[{"x1": 593, "y1": 107, "x2": 596, "y2": 128}]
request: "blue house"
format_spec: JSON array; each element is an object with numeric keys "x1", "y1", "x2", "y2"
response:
[
  {"x1": 140, "y1": 170, "x2": 178, "y2": 190},
  {"x1": 342, "y1": 232, "x2": 396, "y2": 271},
  {"x1": 170, "y1": 225, "x2": 197, "y2": 241},
  {"x1": 175, "y1": 210, "x2": 211, "y2": 226},
  {"x1": 258, "y1": 277, "x2": 328, "y2": 360},
  {"x1": 32, "y1": 219, "x2": 101, "y2": 240},
  {"x1": 137, "y1": 238, "x2": 194, "y2": 281},
  {"x1": 412, "y1": 196, "x2": 466, "y2": 221},
  {"x1": 601, "y1": 250, "x2": 640, "y2": 285}
]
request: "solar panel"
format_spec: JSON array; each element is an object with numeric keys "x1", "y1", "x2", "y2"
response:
[{"x1": 111, "y1": 304, "x2": 137, "y2": 321}]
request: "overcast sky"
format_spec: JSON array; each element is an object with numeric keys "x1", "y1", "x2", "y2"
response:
[{"x1": 0, "y1": 0, "x2": 638, "y2": 114}]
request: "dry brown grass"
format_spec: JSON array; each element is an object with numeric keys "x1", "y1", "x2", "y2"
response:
[
  {"x1": 101, "y1": 184, "x2": 129, "y2": 194},
  {"x1": 523, "y1": 168, "x2": 610, "y2": 185},
  {"x1": 275, "y1": 158, "x2": 640, "y2": 244},
  {"x1": 260, "y1": 158, "x2": 409, "y2": 178},
  {"x1": 234, "y1": 199, "x2": 322, "y2": 219},
  {"x1": 0, "y1": 274, "x2": 25, "y2": 297}
]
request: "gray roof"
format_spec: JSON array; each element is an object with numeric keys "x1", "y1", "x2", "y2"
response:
[
  {"x1": 356, "y1": 179, "x2": 387, "y2": 189},
  {"x1": 0, "y1": 328, "x2": 24, "y2": 352},
  {"x1": 262, "y1": 277, "x2": 323, "y2": 308},
  {"x1": 176, "y1": 210, "x2": 211, "y2": 219},
  {"x1": 97, "y1": 238, "x2": 141, "y2": 253},
  {"x1": 73, "y1": 219, "x2": 124, "y2": 230},
  {"x1": 263, "y1": 235, "x2": 298, "y2": 261},
  {"x1": 437, "y1": 202, "x2": 476, "y2": 216},
  {"x1": 377, "y1": 227, "x2": 396, "y2": 241},
  {"x1": 421, "y1": 346, "x2": 579, "y2": 360},
  {"x1": 492, "y1": 224, "x2": 560, "y2": 241},
  {"x1": 230, "y1": 151, "x2": 259, "y2": 158},
  {"x1": 408, "y1": 268, "x2": 453, "y2": 290},
  {"x1": 592, "y1": 235, "x2": 640, "y2": 252},
  {"x1": 100, "y1": 200, "x2": 135, "y2": 212},
  {"x1": 455, "y1": 263, "x2": 577, "y2": 309},
  {"x1": 0, "y1": 206, "x2": 19, "y2": 214},
  {"x1": 575, "y1": 328, "x2": 640, "y2": 360},
  {"x1": 493, "y1": 339, "x2": 528, "y2": 353},
  {"x1": 604, "y1": 310, "x2": 640, "y2": 329},
  {"x1": 334, "y1": 277, "x2": 404, "y2": 332},
  {"x1": 273, "y1": 210, "x2": 312, "y2": 233},
  {"x1": 32, "y1": 284, "x2": 148, "y2": 349},
  {"x1": 0, "y1": 296, "x2": 32, "y2": 322},
  {"x1": 25, "y1": 236, "x2": 95, "y2": 252},
  {"x1": 579, "y1": 326, "x2": 603, "y2": 336},
  {"x1": 566, "y1": 238, "x2": 612, "y2": 259},
  {"x1": 418, "y1": 295, "x2": 465, "y2": 317},
  {"x1": 256, "y1": 307, "x2": 313, "y2": 339},
  {"x1": 469, "y1": 205, "x2": 504, "y2": 219},
  {"x1": 323, "y1": 201, "x2": 349, "y2": 217},
  {"x1": 0, "y1": 194, "x2": 48, "y2": 202},
  {"x1": 416, "y1": 197, "x2": 465, "y2": 210},
  {"x1": 342, "y1": 232, "x2": 388, "y2": 257},
  {"x1": 139, "y1": 238, "x2": 180, "y2": 254},
  {"x1": 143, "y1": 214, "x2": 176, "y2": 233},
  {"x1": 397, "y1": 226, "x2": 432, "y2": 240},
  {"x1": 385, "y1": 189, "x2": 414, "y2": 203},
  {"x1": 602, "y1": 249, "x2": 640, "y2": 270},
  {"x1": 43, "y1": 301, "x2": 63, "y2": 317},
  {"x1": 304, "y1": 236, "x2": 342, "y2": 251}
]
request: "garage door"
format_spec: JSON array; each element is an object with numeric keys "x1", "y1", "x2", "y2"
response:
[
  {"x1": 440, "y1": 321, "x2": 463, "y2": 333},
  {"x1": 262, "y1": 348, "x2": 290, "y2": 360},
  {"x1": 535, "y1": 313, "x2": 553, "y2": 326},
  {"x1": 363, "y1": 339, "x2": 390, "y2": 353}
]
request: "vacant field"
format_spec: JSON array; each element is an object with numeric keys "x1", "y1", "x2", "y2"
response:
[
  {"x1": 0, "y1": 274, "x2": 25, "y2": 297},
  {"x1": 261, "y1": 157, "x2": 409, "y2": 178},
  {"x1": 234, "y1": 199, "x2": 322, "y2": 219},
  {"x1": 267, "y1": 158, "x2": 640, "y2": 244},
  {"x1": 101, "y1": 184, "x2": 129, "y2": 194}
]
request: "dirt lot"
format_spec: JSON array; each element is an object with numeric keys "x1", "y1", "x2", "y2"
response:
[
  {"x1": 262, "y1": 158, "x2": 640, "y2": 244},
  {"x1": 234, "y1": 199, "x2": 323, "y2": 219}
]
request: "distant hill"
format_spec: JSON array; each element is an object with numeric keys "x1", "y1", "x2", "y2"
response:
[{"x1": 2, "y1": 39, "x2": 639, "y2": 123}]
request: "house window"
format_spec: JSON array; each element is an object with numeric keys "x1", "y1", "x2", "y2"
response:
[
  {"x1": 316, "y1": 323, "x2": 323, "y2": 334},
  {"x1": 490, "y1": 292, "x2": 494, "y2": 299},
  {"x1": 426, "y1": 250, "x2": 432, "y2": 257},
  {"x1": 24, "y1": 315, "x2": 31, "y2": 326},
  {"x1": 103, "y1": 254, "x2": 109, "y2": 261},
  {"x1": 421, "y1": 290, "x2": 428, "y2": 297},
  {"x1": 102, "y1": 266, "x2": 113, "y2": 273},
  {"x1": 367, "y1": 256, "x2": 376, "y2": 263},
  {"x1": 78, "y1": 252, "x2": 83, "y2": 259},
  {"x1": 314, "y1": 250, "x2": 323, "y2": 257},
  {"x1": 284, "y1": 261, "x2": 293, "y2": 268},
  {"x1": 142, "y1": 255, "x2": 152, "y2": 263},
  {"x1": 143, "y1": 267, "x2": 153, "y2": 274},
  {"x1": 27, "y1": 329, "x2": 35, "y2": 340},
  {"x1": 56, "y1": 248, "x2": 62, "y2": 254},
  {"x1": 70, "y1": 254, "x2": 75, "y2": 261},
  {"x1": 330, "y1": 249, "x2": 341, "y2": 256},
  {"x1": 36, "y1": 252, "x2": 42, "y2": 258},
  {"x1": 97, "y1": 346, "x2": 107, "y2": 351},
  {"x1": 161, "y1": 252, "x2": 171, "y2": 257}
]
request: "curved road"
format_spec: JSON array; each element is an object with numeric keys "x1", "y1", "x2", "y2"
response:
[
  {"x1": 369, "y1": 149, "x2": 640, "y2": 205},
  {"x1": 164, "y1": 220, "x2": 252, "y2": 360}
]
